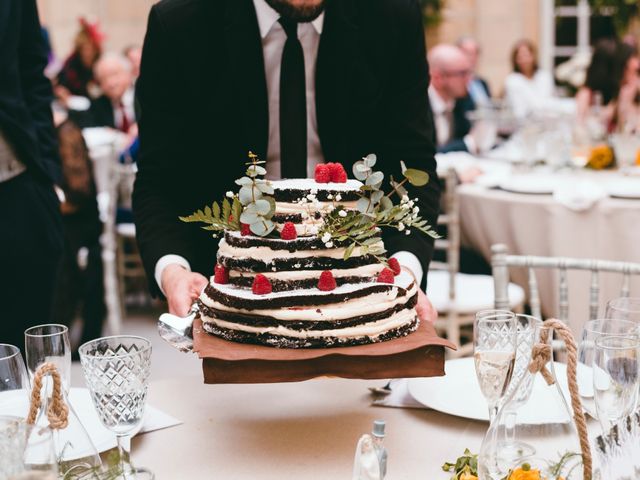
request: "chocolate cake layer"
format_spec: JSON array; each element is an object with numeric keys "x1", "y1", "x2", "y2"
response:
[
  {"x1": 217, "y1": 253, "x2": 381, "y2": 273},
  {"x1": 272, "y1": 212, "x2": 321, "y2": 223},
  {"x1": 224, "y1": 231, "x2": 355, "y2": 251},
  {"x1": 201, "y1": 317, "x2": 419, "y2": 348},
  {"x1": 199, "y1": 293, "x2": 417, "y2": 330},
  {"x1": 204, "y1": 281, "x2": 412, "y2": 310},
  {"x1": 228, "y1": 275, "x2": 375, "y2": 292}
]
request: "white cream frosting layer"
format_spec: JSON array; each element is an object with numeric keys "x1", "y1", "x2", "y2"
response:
[
  {"x1": 203, "y1": 308, "x2": 417, "y2": 340},
  {"x1": 228, "y1": 263, "x2": 383, "y2": 282},
  {"x1": 217, "y1": 238, "x2": 383, "y2": 263},
  {"x1": 272, "y1": 179, "x2": 362, "y2": 192}
]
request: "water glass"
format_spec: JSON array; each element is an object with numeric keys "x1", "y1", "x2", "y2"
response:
[
  {"x1": 605, "y1": 297, "x2": 640, "y2": 323},
  {"x1": 79, "y1": 335, "x2": 153, "y2": 479},
  {"x1": 578, "y1": 319, "x2": 639, "y2": 419},
  {"x1": 474, "y1": 310, "x2": 517, "y2": 422},
  {"x1": 593, "y1": 335, "x2": 640, "y2": 434},
  {"x1": 24, "y1": 324, "x2": 71, "y2": 392},
  {"x1": 0, "y1": 344, "x2": 30, "y2": 416}
]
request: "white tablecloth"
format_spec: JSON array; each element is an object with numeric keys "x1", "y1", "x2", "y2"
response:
[
  {"x1": 132, "y1": 376, "x2": 599, "y2": 479},
  {"x1": 456, "y1": 170, "x2": 640, "y2": 334}
]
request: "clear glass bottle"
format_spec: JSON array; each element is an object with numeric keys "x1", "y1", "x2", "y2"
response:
[{"x1": 478, "y1": 324, "x2": 585, "y2": 480}]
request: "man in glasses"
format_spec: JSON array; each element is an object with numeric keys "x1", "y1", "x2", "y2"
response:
[{"x1": 427, "y1": 44, "x2": 476, "y2": 154}]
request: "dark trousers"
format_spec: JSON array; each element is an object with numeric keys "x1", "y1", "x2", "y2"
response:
[{"x1": 0, "y1": 172, "x2": 63, "y2": 351}]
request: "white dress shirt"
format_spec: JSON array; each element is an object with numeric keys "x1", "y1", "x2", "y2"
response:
[
  {"x1": 428, "y1": 87, "x2": 455, "y2": 147},
  {"x1": 113, "y1": 87, "x2": 136, "y2": 131},
  {"x1": 154, "y1": 0, "x2": 423, "y2": 293}
]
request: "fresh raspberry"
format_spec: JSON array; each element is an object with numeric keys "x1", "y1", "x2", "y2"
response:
[
  {"x1": 328, "y1": 163, "x2": 347, "y2": 183},
  {"x1": 280, "y1": 222, "x2": 297, "y2": 240},
  {"x1": 252, "y1": 274, "x2": 272, "y2": 295},
  {"x1": 314, "y1": 164, "x2": 331, "y2": 183},
  {"x1": 241, "y1": 223, "x2": 251, "y2": 236},
  {"x1": 214, "y1": 264, "x2": 229, "y2": 284},
  {"x1": 317, "y1": 270, "x2": 337, "y2": 291},
  {"x1": 377, "y1": 268, "x2": 395, "y2": 284},
  {"x1": 387, "y1": 258, "x2": 401, "y2": 276}
]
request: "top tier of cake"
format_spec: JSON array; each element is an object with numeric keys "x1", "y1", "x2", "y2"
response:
[{"x1": 272, "y1": 179, "x2": 362, "y2": 237}]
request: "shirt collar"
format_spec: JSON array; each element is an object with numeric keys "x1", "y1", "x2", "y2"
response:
[
  {"x1": 253, "y1": 0, "x2": 324, "y2": 39},
  {"x1": 428, "y1": 86, "x2": 454, "y2": 115}
]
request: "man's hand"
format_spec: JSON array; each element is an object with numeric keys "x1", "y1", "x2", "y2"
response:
[
  {"x1": 416, "y1": 288, "x2": 437, "y2": 324},
  {"x1": 161, "y1": 264, "x2": 208, "y2": 316}
]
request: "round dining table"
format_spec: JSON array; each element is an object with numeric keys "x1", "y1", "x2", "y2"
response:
[
  {"x1": 131, "y1": 376, "x2": 600, "y2": 479},
  {"x1": 438, "y1": 151, "x2": 640, "y2": 334}
]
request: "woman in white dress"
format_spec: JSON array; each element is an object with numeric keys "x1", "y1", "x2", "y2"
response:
[{"x1": 504, "y1": 39, "x2": 556, "y2": 118}]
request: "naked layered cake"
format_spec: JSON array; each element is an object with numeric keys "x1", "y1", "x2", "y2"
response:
[{"x1": 181, "y1": 156, "x2": 436, "y2": 348}]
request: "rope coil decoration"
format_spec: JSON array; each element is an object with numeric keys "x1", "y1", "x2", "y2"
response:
[
  {"x1": 25, "y1": 362, "x2": 69, "y2": 430},
  {"x1": 527, "y1": 319, "x2": 592, "y2": 480}
]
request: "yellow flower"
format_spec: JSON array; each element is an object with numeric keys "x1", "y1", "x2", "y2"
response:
[
  {"x1": 509, "y1": 466, "x2": 542, "y2": 480},
  {"x1": 586, "y1": 144, "x2": 614, "y2": 170}
]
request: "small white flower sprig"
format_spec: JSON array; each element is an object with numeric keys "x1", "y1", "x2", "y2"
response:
[
  {"x1": 318, "y1": 154, "x2": 439, "y2": 261},
  {"x1": 179, "y1": 152, "x2": 276, "y2": 237}
]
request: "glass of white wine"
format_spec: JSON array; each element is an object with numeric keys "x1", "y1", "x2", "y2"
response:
[
  {"x1": 474, "y1": 310, "x2": 517, "y2": 423},
  {"x1": 593, "y1": 335, "x2": 640, "y2": 435}
]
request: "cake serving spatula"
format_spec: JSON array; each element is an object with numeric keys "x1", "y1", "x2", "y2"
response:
[{"x1": 158, "y1": 303, "x2": 199, "y2": 352}]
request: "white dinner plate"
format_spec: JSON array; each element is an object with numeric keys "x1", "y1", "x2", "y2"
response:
[
  {"x1": 408, "y1": 357, "x2": 590, "y2": 424},
  {"x1": 606, "y1": 179, "x2": 640, "y2": 199},
  {"x1": 498, "y1": 175, "x2": 557, "y2": 195}
]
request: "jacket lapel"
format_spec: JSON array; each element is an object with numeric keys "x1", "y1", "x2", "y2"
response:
[{"x1": 222, "y1": 0, "x2": 269, "y2": 161}]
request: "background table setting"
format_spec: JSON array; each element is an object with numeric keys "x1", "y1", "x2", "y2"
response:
[{"x1": 437, "y1": 142, "x2": 640, "y2": 333}]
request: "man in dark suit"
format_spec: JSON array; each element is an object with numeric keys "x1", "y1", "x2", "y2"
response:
[
  {"x1": 0, "y1": 0, "x2": 63, "y2": 349},
  {"x1": 457, "y1": 36, "x2": 492, "y2": 108},
  {"x1": 133, "y1": 0, "x2": 440, "y2": 321}
]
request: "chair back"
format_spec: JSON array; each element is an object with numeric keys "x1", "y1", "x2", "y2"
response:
[
  {"x1": 430, "y1": 168, "x2": 459, "y2": 301},
  {"x1": 492, "y1": 243, "x2": 640, "y2": 322}
]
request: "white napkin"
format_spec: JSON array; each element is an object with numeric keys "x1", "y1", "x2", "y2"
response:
[
  {"x1": 371, "y1": 379, "x2": 425, "y2": 409},
  {"x1": 553, "y1": 179, "x2": 606, "y2": 211},
  {"x1": 69, "y1": 388, "x2": 182, "y2": 453}
]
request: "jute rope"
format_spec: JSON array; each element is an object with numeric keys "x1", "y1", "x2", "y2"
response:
[
  {"x1": 527, "y1": 319, "x2": 592, "y2": 480},
  {"x1": 25, "y1": 362, "x2": 69, "y2": 430}
]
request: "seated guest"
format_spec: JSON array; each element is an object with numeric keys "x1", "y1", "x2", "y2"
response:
[
  {"x1": 86, "y1": 53, "x2": 137, "y2": 135},
  {"x1": 576, "y1": 38, "x2": 618, "y2": 122},
  {"x1": 610, "y1": 43, "x2": 640, "y2": 132},
  {"x1": 55, "y1": 18, "x2": 104, "y2": 100},
  {"x1": 457, "y1": 36, "x2": 492, "y2": 107},
  {"x1": 428, "y1": 44, "x2": 475, "y2": 153},
  {"x1": 123, "y1": 45, "x2": 143, "y2": 80},
  {"x1": 504, "y1": 39, "x2": 555, "y2": 118}
]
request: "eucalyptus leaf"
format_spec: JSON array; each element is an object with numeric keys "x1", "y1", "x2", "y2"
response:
[
  {"x1": 256, "y1": 180, "x2": 274, "y2": 194},
  {"x1": 264, "y1": 196, "x2": 276, "y2": 220},
  {"x1": 379, "y1": 196, "x2": 393, "y2": 211},
  {"x1": 370, "y1": 190, "x2": 384, "y2": 203},
  {"x1": 403, "y1": 168, "x2": 429, "y2": 187},
  {"x1": 366, "y1": 171, "x2": 384, "y2": 187},
  {"x1": 250, "y1": 219, "x2": 275, "y2": 236},
  {"x1": 235, "y1": 177, "x2": 253, "y2": 186},
  {"x1": 253, "y1": 199, "x2": 271, "y2": 215},
  {"x1": 238, "y1": 186, "x2": 254, "y2": 205},
  {"x1": 354, "y1": 162, "x2": 370, "y2": 173},
  {"x1": 240, "y1": 211, "x2": 259, "y2": 224},
  {"x1": 356, "y1": 197, "x2": 372, "y2": 215},
  {"x1": 364, "y1": 153, "x2": 377, "y2": 167},
  {"x1": 246, "y1": 165, "x2": 267, "y2": 177}
]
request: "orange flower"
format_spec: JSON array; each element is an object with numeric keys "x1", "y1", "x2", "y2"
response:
[
  {"x1": 460, "y1": 472, "x2": 478, "y2": 480},
  {"x1": 635, "y1": 149, "x2": 640, "y2": 166},
  {"x1": 586, "y1": 144, "x2": 614, "y2": 170},
  {"x1": 509, "y1": 466, "x2": 542, "y2": 480}
]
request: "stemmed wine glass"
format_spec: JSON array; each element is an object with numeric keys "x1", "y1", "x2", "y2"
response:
[
  {"x1": 79, "y1": 335, "x2": 154, "y2": 480},
  {"x1": 605, "y1": 297, "x2": 640, "y2": 323},
  {"x1": 593, "y1": 335, "x2": 640, "y2": 434},
  {"x1": 24, "y1": 324, "x2": 101, "y2": 473},
  {"x1": 500, "y1": 314, "x2": 541, "y2": 459},
  {"x1": 577, "y1": 318, "x2": 639, "y2": 419},
  {"x1": 474, "y1": 310, "x2": 518, "y2": 423},
  {"x1": 0, "y1": 344, "x2": 30, "y2": 413}
]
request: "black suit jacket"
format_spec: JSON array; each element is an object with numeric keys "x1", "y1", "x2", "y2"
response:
[
  {"x1": 133, "y1": 0, "x2": 440, "y2": 295},
  {"x1": 0, "y1": 0, "x2": 59, "y2": 183}
]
